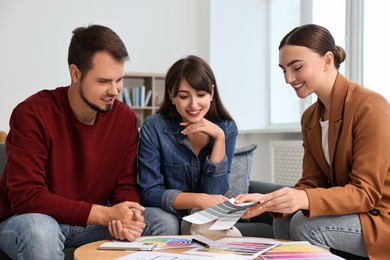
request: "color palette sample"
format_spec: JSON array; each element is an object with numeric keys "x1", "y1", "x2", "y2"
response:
[
  {"x1": 137, "y1": 237, "x2": 194, "y2": 249},
  {"x1": 258, "y1": 242, "x2": 343, "y2": 259},
  {"x1": 182, "y1": 198, "x2": 259, "y2": 227},
  {"x1": 185, "y1": 237, "x2": 279, "y2": 259},
  {"x1": 198, "y1": 241, "x2": 278, "y2": 257}
]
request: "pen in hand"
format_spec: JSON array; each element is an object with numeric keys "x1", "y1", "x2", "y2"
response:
[{"x1": 192, "y1": 238, "x2": 210, "y2": 248}]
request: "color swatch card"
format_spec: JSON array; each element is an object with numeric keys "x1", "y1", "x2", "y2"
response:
[
  {"x1": 208, "y1": 209, "x2": 247, "y2": 230},
  {"x1": 133, "y1": 235, "x2": 215, "y2": 250},
  {"x1": 185, "y1": 237, "x2": 280, "y2": 259},
  {"x1": 182, "y1": 198, "x2": 259, "y2": 229}
]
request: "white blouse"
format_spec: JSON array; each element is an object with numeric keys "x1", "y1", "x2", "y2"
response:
[{"x1": 320, "y1": 119, "x2": 330, "y2": 165}]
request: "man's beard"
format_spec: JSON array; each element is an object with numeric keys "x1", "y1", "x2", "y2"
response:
[{"x1": 80, "y1": 84, "x2": 113, "y2": 113}]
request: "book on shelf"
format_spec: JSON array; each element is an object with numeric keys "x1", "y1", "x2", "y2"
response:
[
  {"x1": 140, "y1": 85, "x2": 145, "y2": 107},
  {"x1": 125, "y1": 85, "x2": 152, "y2": 107},
  {"x1": 122, "y1": 87, "x2": 132, "y2": 106},
  {"x1": 144, "y1": 90, "x2": 152, "y2": 106},
  {"x1": 130, "y1": 87, "x2": 136, "y2": 107}
]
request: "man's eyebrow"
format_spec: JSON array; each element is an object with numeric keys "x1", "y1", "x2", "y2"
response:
[{"x1": 97, "y1": 76, "x2": 124, "y2": 81}]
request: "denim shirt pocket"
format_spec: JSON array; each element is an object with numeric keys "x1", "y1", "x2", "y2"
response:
[{"x1": 162, "y1": 162, "x2": 192, "y2": 191}]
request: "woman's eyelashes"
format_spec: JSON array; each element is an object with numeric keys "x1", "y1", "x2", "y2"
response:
[
  {"x1": 178, "y1": 94, "x2": 189, "y2": 100},
  {"x1": 177, "y1": 92, "x2": 208, "y2": 100},
  {"x1": 294, "y1": 65, "x2": 303, "y2": 71},
  {"x1": 281, "y1": 65, "x2": 303, "y2": 74}
]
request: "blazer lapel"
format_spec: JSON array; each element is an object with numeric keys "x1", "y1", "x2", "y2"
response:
[
  {"x1": 304, "y1": 101, "x2": 331, "y2": 179},
  {"x1": 328, "y1": 73, "x2": 348, "y2": 167}
]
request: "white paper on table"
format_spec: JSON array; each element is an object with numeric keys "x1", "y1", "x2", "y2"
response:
[{"x1": 115, "y1": 251, "x2": 206, "y2": 260}]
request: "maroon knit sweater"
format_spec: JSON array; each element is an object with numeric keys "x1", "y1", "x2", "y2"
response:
[{"x1": 0, "y1": 87, "x2": 140, "y2": 226}]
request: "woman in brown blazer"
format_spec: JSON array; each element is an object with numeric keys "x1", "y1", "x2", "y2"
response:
[{"x1": 236, "y1": 24, "x2": 390, "y2": 259}]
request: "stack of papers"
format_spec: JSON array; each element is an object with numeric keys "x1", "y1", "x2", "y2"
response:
[
  {"x1": 111, "y1": 236, "x2": 343, "y2": 260},
  {"x1": 99, "y1": 241, "x2": 156, "y2": 251}
]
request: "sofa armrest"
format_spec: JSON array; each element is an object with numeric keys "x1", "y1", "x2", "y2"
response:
[
  {"x1": 246, "y1": 180, "x2": 290, "y2": 225},
  {"x1": 248, "y1": 180, "x2": 289, "y2": 194}
]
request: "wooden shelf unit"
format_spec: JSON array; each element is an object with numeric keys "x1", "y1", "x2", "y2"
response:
[{"x1": 120, "y1": 72, "x2": 165, "y2": 126}]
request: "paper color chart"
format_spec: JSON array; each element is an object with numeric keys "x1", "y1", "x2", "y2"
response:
[
  {"x1": 182, "y1": 198, "x2": 258, "y2": 225},
  {"x1": 185, "y1": 237, "x2": 280, "y2": 259},
  {"x1": 137, "y1": 237, "x2": 193, "y2": 249},
  {"x1": 202, "y1": 241, "x2": 278, "y2": 256},
  {"x1": 259, "y1": 242, "x2": 343, "y2": 259}
]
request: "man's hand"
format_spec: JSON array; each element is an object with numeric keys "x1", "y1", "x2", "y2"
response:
[
  {"x1": 108, "y1": 202, "x2": 146, "y2": 241},
  {"x1": 108, "y1": 218, "x2": 144, "y2": 241},
  {"x1": 88, "y1": 201, "x2": 146, "y2": 241}
]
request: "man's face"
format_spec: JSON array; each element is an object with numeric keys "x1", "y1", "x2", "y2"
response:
[{"x1": 79, "y1": 51, "x2": 125, "y2": 113}]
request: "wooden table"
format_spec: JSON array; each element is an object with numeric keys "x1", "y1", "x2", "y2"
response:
[
  {"x1": 73, "y1": 237, "x2": 337, "y2": 260},
  {"x1": 74, "y1": 239, "x2": 200, "y2": 260}
]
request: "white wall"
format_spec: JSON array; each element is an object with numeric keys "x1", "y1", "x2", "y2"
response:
[
  {"x1": 0, "y1": 0, "x2": 271, "y2": 132},
  {"x1": 209, "y1": 0, "x2": 268, "y2": 131},
  {"x1": 0, "y1": 0, "x2": 199, "y2": 132},
  {"x1": 0, "y1": 0, "x2": 302, "y2": 181}
]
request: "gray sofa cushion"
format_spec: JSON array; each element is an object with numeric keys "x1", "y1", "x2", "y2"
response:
[{"x1": 225, "y1": 144, "x2": 258, "y2": 199}]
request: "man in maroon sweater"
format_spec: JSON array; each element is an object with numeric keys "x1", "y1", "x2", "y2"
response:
[{"x1": 0, "y1": 25, "x2": 178, "y2": 259}]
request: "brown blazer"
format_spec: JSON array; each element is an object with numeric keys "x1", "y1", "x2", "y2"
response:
[{"x1": 297, "y1": 73, "x2": 390, "y2": 259}]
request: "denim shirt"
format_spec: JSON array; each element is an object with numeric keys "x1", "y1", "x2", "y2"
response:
[{"x1": 137, "y1": 113, "x2": 238, "y2": 220}]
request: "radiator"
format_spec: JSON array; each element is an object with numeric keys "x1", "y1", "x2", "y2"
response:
[{"x1": 269, "y1": 140, "x2": 304, "y2": 186}]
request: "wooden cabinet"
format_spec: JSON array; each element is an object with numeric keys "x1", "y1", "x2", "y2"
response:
[{"x1": 120, "y1": 72, "x2": 165, "y2": 126}]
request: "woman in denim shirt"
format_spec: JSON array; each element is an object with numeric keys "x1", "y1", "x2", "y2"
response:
[{"x1": 137, "y1": 55, "x2": 238, "y2": 232}]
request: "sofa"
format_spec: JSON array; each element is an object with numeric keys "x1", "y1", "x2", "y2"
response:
[
  {"x1": 0, "y1": 141, "x2": 283, "y2": 259},
  {"x1": 0, "y1": 142, "x2": 366, "y2": 259}
]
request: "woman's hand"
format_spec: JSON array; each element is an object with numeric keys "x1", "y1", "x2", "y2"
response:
[
  {"x1": 235, "y1": 187, "x2": 309, "y2": 218},
  {"x1": 180, "y1": 118, "x2": 224, "y2": 140},
  {"x1": 234, "y1": 193, "x2": 267, "y2": 219},
  {"x1": 195, "y1": 193, "x2": 229, "y2": 210},
  {"x1": 181, "y1": 118, "x2": 225, "y2": 163}
]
